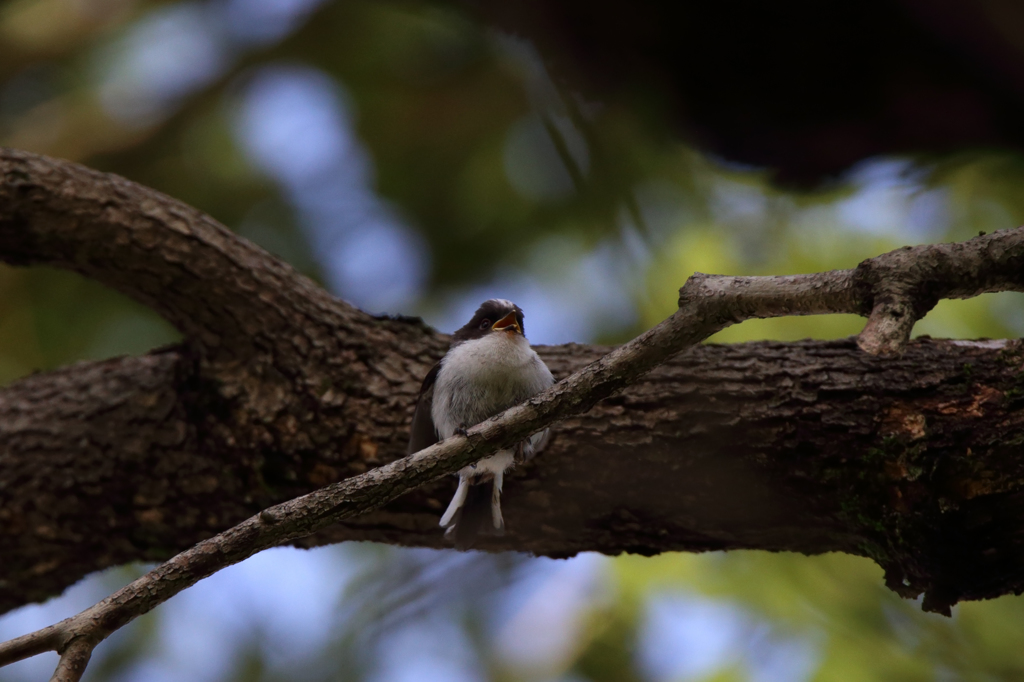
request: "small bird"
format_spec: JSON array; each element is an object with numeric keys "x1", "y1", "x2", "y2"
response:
[{"x1": 408, "y1": 299, "x2": 554, "y2": 549}]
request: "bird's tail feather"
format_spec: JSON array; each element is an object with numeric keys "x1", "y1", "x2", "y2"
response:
[{"x1": 443, "y1": 477, "x2": 504, "y2": 550}]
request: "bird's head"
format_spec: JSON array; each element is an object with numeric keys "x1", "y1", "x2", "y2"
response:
[{"x1": 452, "y1": 299, "x2": 525, "y2": 344}]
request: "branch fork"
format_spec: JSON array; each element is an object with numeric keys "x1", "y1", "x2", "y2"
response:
[{"x1": 681, "y1": 229, "x2": 1024, "y2": 356}]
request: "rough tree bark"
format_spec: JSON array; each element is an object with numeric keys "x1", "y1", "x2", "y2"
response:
[{"x1": 1, "y1": 147, "x2": 1023, "y2": 635}]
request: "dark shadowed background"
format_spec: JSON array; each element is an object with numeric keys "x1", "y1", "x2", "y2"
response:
[{"x1": 3, "y1": 1, "x2": 1024, "y2": 680}]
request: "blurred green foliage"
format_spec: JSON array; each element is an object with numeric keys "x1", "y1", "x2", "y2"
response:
[{"x1": 3, "y1": 1, "x2": 1024, "y2": 681}]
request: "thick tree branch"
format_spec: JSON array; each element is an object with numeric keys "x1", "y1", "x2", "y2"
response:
[
  {"x1": 1, "y1": 149, "x2": 1024, "y2": 677},
  {"x1": 0, "y1": 147, "x2": 361, "y2": 367},
  {"x1": 0, "y1": 147, "x2": 447, "y2": 474},
  {"x1": 5, "y1": 338, "x2": 1022, "y2": 603}
]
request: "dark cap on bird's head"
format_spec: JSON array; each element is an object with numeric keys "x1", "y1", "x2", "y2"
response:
[{"x1": 452, "y1": 299, "x2": 525, "y2": 344}]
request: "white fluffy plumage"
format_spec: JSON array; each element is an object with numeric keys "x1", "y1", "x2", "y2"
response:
[
  {"x1": 431, "y1": 329, "x2": 552, "y2": 439},
  {"x1": 433, "y1": 324, "x2": 554, "y2": 530}
]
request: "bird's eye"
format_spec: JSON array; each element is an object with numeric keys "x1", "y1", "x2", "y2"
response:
[{"x1": 478, "y1": 319, "x2": 491, "y2": 330}]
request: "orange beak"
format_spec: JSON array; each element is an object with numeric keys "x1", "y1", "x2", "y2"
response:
[{"x1": 491, "y1": 311, "x2": 522, "y2": 334}]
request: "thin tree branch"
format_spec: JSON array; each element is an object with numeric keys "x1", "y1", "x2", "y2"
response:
[
  {"x1": 50, "y1": 637, "x2": 94, "y2": 682},
  {"x1": 2, "y1": 224, "x2": 1023, "y2": 675},
  {"x1": 678, "y1": 227, "x2": 1024, "y2": 355}
]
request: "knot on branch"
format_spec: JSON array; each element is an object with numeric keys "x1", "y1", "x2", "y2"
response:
[
  {"x1": 677, "y1": 271, "x2": 712, "y2": 307},
  {"x1": 677, "y1": 272, "x2": 755, "y2": 330},
  {"x1": 853, "y1": 254, "x2": 939, "y2": 356}
]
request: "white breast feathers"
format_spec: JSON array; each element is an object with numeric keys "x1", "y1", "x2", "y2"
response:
[{"x1": 431, "y1": 331, "x2": 554, "y2": 440}]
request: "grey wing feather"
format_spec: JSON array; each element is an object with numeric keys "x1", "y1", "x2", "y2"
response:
[{"x1": 408, "y1": 362, "x2": 441, "y2": 454}]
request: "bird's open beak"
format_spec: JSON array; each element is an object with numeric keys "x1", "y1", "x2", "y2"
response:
[{"x1": 491, "y1": 311, "x2": 522, "y2": 334}]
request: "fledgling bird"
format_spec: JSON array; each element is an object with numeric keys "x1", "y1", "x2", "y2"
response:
[{"x1": 408, "y1": 299, "x2": 554, "y2": 549}]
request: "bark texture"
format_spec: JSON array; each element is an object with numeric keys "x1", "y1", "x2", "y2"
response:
[{"x1": 2, "y1": 148, "x2": 1024, "y2": 623}]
